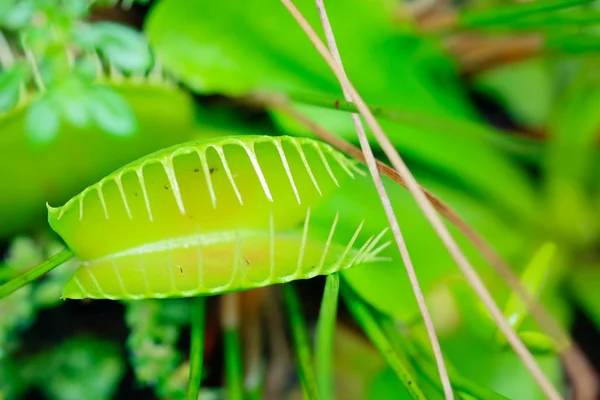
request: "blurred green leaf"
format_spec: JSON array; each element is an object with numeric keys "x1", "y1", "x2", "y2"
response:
[
  {"x1": 0, "y1": 81, "x2": 198, "y2": 238},
  {"x1": 146, "y1": 0, "x2": 539, "y2": 222},
  {"x1": 500, "y1": 242, "x2": 555, "y2": 335},
  {"x1": 26, "y1": 96, "x2": 60, "y2": 144},
  {"x1": 544, "y1": 58, "x2": 600, "y2": 244},
  {"x1": 88, "y1": 85, "x2": 137, "y2": 136},
  {"x1": 510, "y1": 331, "x2": 558, "y2": 356},
  {"x1": 27, "y1": 337, "x2": 125, "y2": 400},
  {"x1": 0, "y1": 63, "x2": 26, "y2": 112},
  {"x1": 0, "y1": 0, "x2": 35, "y2": 30},
  {"x1": 76, "y1": 22, "x2": 152, "y2": 73},
  {"x1": 313, "y1": 172, "x2": 527, "y2": 321}
]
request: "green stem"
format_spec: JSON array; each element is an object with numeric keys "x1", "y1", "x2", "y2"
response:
[
  {"x1": 459, "y1": 0, "x2": 593, "y2": 27},
  {"x1": 477, "y1": 10, "x2": 600, "y2": 30},
  {"x1": 187, "y1": 297, "x2": 206, "y2": 400},
  {"x1": 288, "y1": 92, "x2": 541, "y2": 160},
  {"x1": 222, "y1": 293, "x2": 244, "y2": 400},
  {"x1": 315, "y1": 273, "x2": 340, "y2": 400},
  {"x1": 282, "y1": 284, "x2": 320, "y2": 400},
  {"x1": 0, "y1": 248, "x2": 74, "y2": 299},
  {"x1": 224, "y1": 328, "x2": 244, "y2": 400},
  {"x1": 340, "y1": 283, "x2": 425, "y2": 400},
  {"x1": 378, "y1": 317, "x2": 509, "y2": 400}
]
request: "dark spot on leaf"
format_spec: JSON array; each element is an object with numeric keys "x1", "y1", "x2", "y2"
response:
[
  {"x1": 134, "y1": 192, "x2": 138, "y2": 197},
  {"x1": 193, "y1": 168, "x2": 200, "y2": 173},
  {"x1": 178, "y1": 265, "x2": 183, "y2": 274},
  {"x1": 334, "y1": 100, "x2": 340, "y2": 109},
  {"x1": 243, "y1": 257, "x2": 250, "y2": 265},
  {"x1": 310, "y1": 265, "x2": 316, "y2": 270},
  {"x1": 209, "y1": 167, "x2": 217, "y2": 174},
  {"x1": 164, "y1": 185, "x2": 169, "y2": 190}
]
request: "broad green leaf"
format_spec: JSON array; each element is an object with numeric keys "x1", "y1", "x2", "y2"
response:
[
  {"x1": 312, "y1": 172, "x2": 528, "y2": 321},
  {"x1": 145, "y1": 0, "x2": 539, "y2": 222},
  {"x1": 544, "y1": 58, "x2": 600, "y2": 245},
  {"x1": 0, "y1": 82, "x2": 198, "y2": 238},
  {"x1": 440, "y1": 324, "x2": 562, "y2": 400}
]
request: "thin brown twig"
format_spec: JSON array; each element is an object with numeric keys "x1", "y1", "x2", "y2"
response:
[
  {"x1": 279, "y1": 1, "x2": 562, "y2": 398},
  {"x1": 312, "y1": 0, "x2": 454, "y2": 397},
  {"x1": 270, "y1": 100, "x2": 598, "y2": 400}
]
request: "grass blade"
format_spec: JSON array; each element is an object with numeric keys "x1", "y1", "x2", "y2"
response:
[
  {"x1": 315, "y1": 273, "x2": 339, "y2": 399},
  {"x1": 221, "y1": 293, "x2": 244, "y2": 400},
  {"x1": 340, "y1": 282, "x2": 426, "y2": 399},
  {"x1": 187, "y1": 296, "x2": 206, "y2": 400},
  {"x1": 0, "y1": 247, "x2": 74, "y2": 299},
  {"x1": 282, "y1": 283, "x2": 320, "y2": 400}
]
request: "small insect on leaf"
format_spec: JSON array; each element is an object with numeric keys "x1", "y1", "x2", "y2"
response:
[{"x1": 49, "y1": 135, "x2": 389, "y2": 300}]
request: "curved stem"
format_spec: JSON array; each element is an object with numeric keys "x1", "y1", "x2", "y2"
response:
[
  {"x1": 287, "y1": 92, "x2": 540, "y2": 159},
  {"x1": 187, "y1": 296, "x2": 206, "y2": 400},
  {"x1": 315, "y1": 273, "x2": 339, "y2": 399},
  {"x1": 222, "y1": 292, "x2": 244, "y2": 400},
  {"x1": 282, "y1": 284, "x2": 320, "y2": 400},
  {"x1": 0, "y1": 248, "x2": 74, "y2": 299}
]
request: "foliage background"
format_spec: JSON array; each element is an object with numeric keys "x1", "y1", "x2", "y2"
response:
[{"x1": 1, "y1": 0, "x2": 600, "y2": 399}]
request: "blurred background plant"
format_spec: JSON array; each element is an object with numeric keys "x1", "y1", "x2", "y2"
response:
[{"x1": 1, "y1": 0, "x2": 600, "y2": 399}]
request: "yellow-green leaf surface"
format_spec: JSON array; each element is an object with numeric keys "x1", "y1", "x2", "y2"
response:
[
  {"x1": 49, "y1": 136, "x2": 389, "y2": 300},
  {"x1": 0, "y1": 82, "x2": 197, "y2": 238}
]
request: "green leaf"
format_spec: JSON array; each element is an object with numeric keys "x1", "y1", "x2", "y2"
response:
[
  {"x1": 88, "y1": 85, "x2": 136, "y2": 136},
  {"x1": 0, "y1": 0, "x2": 35, "y2": 30},
  {"x1": 0, "y1": 81, "x2": 198, "y2": 238},
  {"x1": 28, "y1": 337, "x2": 125, "y2": 400},
  {"x1": 313, "y1": 172, "x2": 527, "y2": 321},
  {"x1": 76, "y1": 22, "x2": 152, "y2": 73},
  {"x1": 26, "y1": 96, "x2": 60, "y2": 144},
  {"x1": 145, "y1": 0, "x2": 539, "y2": 222},
  {"x1": 544, "y1": 58, "x2": 600, "y2": 244},
  {"x1": 500, "y1": 242, "x2": 555, "y2": 336},
  {"x1": 504, "y1": 331, "x2": 558, "y2": 356},
  {"x1": 0, "y1": 64, "x2": 26, "y2": 112}
]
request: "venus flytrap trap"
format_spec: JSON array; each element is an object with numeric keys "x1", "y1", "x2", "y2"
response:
[
  {"x1": 0, "y1": 134, "x2": 392, "y2": 398},
  {"x1": 44, "y1": 135, "x2": 386, "y2": 300}
]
